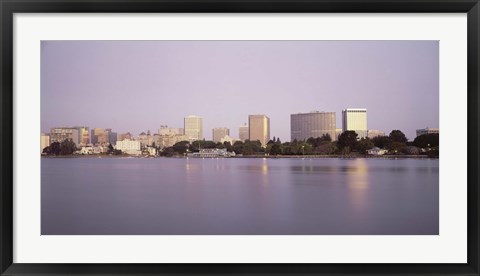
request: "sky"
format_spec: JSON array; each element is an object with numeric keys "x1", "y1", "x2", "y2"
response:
[{"x1": 41, "y1": 40, "x2": 439, "y2": 141}]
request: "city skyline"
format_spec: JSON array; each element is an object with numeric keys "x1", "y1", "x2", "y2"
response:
[{"x1": 41, "y1": 40, "x2": 439, "y2": 140}]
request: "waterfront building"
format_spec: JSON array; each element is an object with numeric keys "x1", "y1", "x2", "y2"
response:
[
  {"x1": 249, "y1": 115, "x2": 270, "y2": 147},
  {"x1": 156, "y1": 126, "x2": 189, "y2": 148},
  {"x1": 118, "y1": 132, "x2": 133, "y2": 141},
  {"x1": 342, "y1": 108, "x2": 368, "y2": 139},
  {"x1": 187, "y1": 148, "x2": 235, "y2": 158},
  {"x1": 91, "y1": 128, "x2": 109, "y2": 145},
  {"x1": 50, "y1": 127, "x2": 80, "y2": 146},
  {"x1": 290, "y1": 111, "x2": 336, "y2": 141},
  {"x1": 239, "y1": 124, "x2": 249, "y2": 142},
  {"x1": 106, "y1": 128, "x2": 117, "y2": 145},
  {"x1": 115, "y1": 139, "x2": 141, "y2": 155},
  {"x1": 138, "y1": 131, "x2": 154, "y2": 147},
  {"x1": 156, "y1": 134, "x2": 189, "y2": 148},
  {"x1": 220, "y1": 135, "x2": 238, "y2": 145},
  {"x1": 367, "y1": 129, "x2": 385, "y2": 139},
  {"x1": 40, "y1": 133, "x2": 50, "y2": 153},
  {"x1": 416, "y1": 127, "x2": 439, "y2": 137},
  {"x1": 158, "y1": 126, "x2": 184, "y2": 136},
  {"x1": 367, "y1": 147, "x2": 388, "y2": 156},
  {"x1": 184, "y1": 115, "x2": 203, "y2": 141},
  {"x1": 75, "y1": 126, "x2": 90, "y2": 145},
  {"x1": 212, "y1": 127, "x2": 230, "y2": 143}
]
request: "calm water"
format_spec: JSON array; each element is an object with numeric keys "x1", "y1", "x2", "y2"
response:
[{"x1": 41, "y1": 157, "x2": 439, "y2": 235}]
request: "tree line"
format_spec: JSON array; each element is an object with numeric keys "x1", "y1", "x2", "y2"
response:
[
  {"x1": 42, "y1": 130, "x2": 439, "y2": 158},
  {"x1": 160, "y1": 130, "x2": 438, "y2": 157}
]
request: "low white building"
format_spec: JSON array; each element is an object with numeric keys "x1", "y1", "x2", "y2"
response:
[
  {"x1": 367, "y1": 147, "x2": 388, "y2": 156},
  {"x1": 115, "y1": 139, "x2": 141, "y2": 155}
]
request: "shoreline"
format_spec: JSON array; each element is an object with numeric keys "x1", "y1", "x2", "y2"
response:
[{"x1": 41, "y1": 154, "x2": 438, "y2": 159}]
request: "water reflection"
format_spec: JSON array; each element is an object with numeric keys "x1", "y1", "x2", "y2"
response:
[
  {"x1": 41, "y1": 157, "x2": 439, "y2": 235},
  {"x1": 346, "y1": 159, "x2": 370, "y2": 211}
]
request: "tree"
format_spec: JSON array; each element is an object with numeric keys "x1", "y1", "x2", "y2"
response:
[
  {"x1": 269, "y1": 143, "x2": 282, "y2": 155},
  {"x1": 413, "y1": 133, "x2": 439, "y2": 148},
  {"x1": 59, "y1": 139, "x2": 77, "y2": 155},
  {"x1": 387, "y1": 130, "x2": 408, "y2": 152},
  {"x1": 356, "y1": 138, "x2": 375, "y2": 154},
  {"x1": 371, "y1": 136, "x2": 390, "y2": 148},
  {"x1": 43, "y1": 141, "x2": 61, "y2": 155},
  {"x1": 389, "y1": 130, "x2": 408, "y2": 144},
  {"x1": 233, "y1": 141, "x2": 245, "y2": 154},
  {"x1": 107, "y1": 144, "x2": 114, "y2": 154},
  {"x1": 172, "y1": 141, "x2": 189, "y2": 154},
  {"x1": 337, "y1": 131, "x2": 358, "y2": 152}
]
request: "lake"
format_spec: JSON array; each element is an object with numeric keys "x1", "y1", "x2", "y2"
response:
[{"x1": 41, "y1": 157, "x2": 439, "y2": 235}]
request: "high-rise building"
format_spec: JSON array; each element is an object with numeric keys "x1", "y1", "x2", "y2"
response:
[
  {"x1": 290, "y1": 111, "x2": 336, "y2": 141},
  {"x1": 50, "y1": 127, "x2": 80, "y2": 146},
  {"x1": 184, "y1": 115, "x2": 203, "y2": 141},
  {"x1": 40, "y1": 133, "x2": 50, "y2": 153},
  {"x1": 75, "y1": 126, "x2": 90, "y2": 145},
  {"x1": 342, "y1": 108, "x2": 368, "y2": 139},
  {"x1": 106, "y1": 128, "x2": 117, "y2": 145},
  {"x1": 416, "y1": 127, "x2": 439, "y2": 137},
  {"x1": 212, "y1": 127, "x2": 230, "y2": 143},
  {"x1": 91, "y1": 128, "x2": 109, "y2": 145},
  {"x1": 249, "y1": 115, "x2": 270, "y2": 147},
  {"x1": 239, "y1": 124, "x2": 249, "y2": 142}
]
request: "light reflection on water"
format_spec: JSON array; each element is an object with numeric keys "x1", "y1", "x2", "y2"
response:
[{"x1": 41, "y1": 157, "x2": 439, "y2": 235}]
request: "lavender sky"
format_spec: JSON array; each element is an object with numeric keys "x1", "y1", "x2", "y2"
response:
[{"x1": 41, "y1": 40, "x2": 439, "y2": 141}]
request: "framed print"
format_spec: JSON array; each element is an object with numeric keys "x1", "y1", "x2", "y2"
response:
[{"x1": 1, "y1": 0, "x2": 479, "y2": 275}]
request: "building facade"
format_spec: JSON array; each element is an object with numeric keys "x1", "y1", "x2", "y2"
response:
[
  {"x1": 184, "y1": 115, "x2": 203, "y2": 141},
  {"x1": 342, "y1": 108, "x2": 368, "y2": 139},
  {"x1": 115, "y1": 139, "x2": 141, "y2": 155},
  {"x1": 40, "y1": 133, "x2": 50, "y2": 153},
  {"x1": 75, "y1": 126, "x2": 90, "y2": 145},
  {"x1": 239, "y1": 124, "x2": 249, "y2": 142},
  {"x1": 50, "y1": 127, "x2": 80, "y2": 146},
  {"x1": 416, "y1": 127, "x2": 439, "y2": 137},
  {"x1": 290, "y1": 111, "x2": 336, "y2": 141},
  {"x1": 91, "y1": 128, "x2": 108, "y2": 145},
  {"x1": 249, "y1": 115, "x2": 270, "y2": 147},
  {"x1": 367, "y1": 129, "x2": 385, "y2": 139},
  {"x1": 158, "y1": 126, "x2": 184, "y2": 136},
  {"x1": 212, "y1": 127, "x2": 230, "y2": 143}
]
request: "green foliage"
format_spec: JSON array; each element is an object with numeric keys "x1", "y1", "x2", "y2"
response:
[
  {"x1": 389, "y1": 130, "x2": 408, "y2": 144},
  {"x1": 413, "y1": 133, "x2": 439, "y2": 148},
  {"x1": 356, "y1": 138, "x2": 375, "y2": 154},
  {"x1": 269, "y1": 143, "x2": 282, "y2": 155},
  {"x1": 60, "y1": 139, "x2": 77, "y2": 155},
  {"x1": 43, "y1": 142, "x2": 61, "y2": 155},
  {"x1": 161, "y1": 147, "x2": 175, "y2": 157},
  {"x1": 172, "y1": 141, "x2": 189, "y2": 154},
  {"x1": 371, "y1": 136, "x2": 390, "y2": 148},
  {"x1": 337, "y1": 131, "x2": 358, "y2": 152}
]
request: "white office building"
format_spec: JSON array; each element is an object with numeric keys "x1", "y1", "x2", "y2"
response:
[
  {"x1": 115, "y1": 139, "x2": 141, "y2": 155},
  {"x1": 342, "y1": 108, "x2": 368, "y2": 139},
  {"x1": 184, "y1": 115, "x2": 203, "y2": 141}
]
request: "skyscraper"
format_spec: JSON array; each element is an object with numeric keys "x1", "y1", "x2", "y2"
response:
[
  {"x1": 184, "y1": 115, "x2": 203, "y2": 141},
  {"x1": 290, "y1": 111, "x2": 336, "y2": 141},
  {"x1": 212, "y1": 127, "x2": 230, "y2": 143},
  {"x1": 342, "y1": 108, "x2": 368, "y2": 139},
  {"x1": 239, "y1": 124, "x2": 249, "y2": 142},
  {"x1": 249, "y1": 115, "x2": 270, "y2": 147}
]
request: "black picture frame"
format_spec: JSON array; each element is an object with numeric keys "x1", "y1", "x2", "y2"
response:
[{"x1": 1, "y1": 0, "x2": 479, "y2": 275}]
